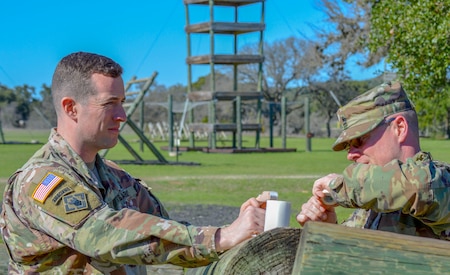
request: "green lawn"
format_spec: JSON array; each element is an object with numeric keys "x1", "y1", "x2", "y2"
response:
[{"x1": 1, "y1": 128, "x2": 449, "y2": 229}]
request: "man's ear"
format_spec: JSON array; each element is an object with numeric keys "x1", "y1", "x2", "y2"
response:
[
  {"x1": 61, "y1": 97, "x2": 78, "y2": 120},
  {"x1": 394, "y1": 115, "x2": 408, "y2": 143}
]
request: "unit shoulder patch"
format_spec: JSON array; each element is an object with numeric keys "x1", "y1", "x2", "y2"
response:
[
  {"x1": 63, "y1": 193, "x2": 89, "y2": 213},
  {"x1": 29, "y1": 172, "x2": 104, "y2": 227}
]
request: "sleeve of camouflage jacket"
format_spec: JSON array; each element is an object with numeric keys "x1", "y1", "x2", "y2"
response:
[
  {"x1": 329, "y1": 152, "x2": 450, "y2": 234},
  {"x1": 14, "y1": 167, "x2": 220, "y2": 268}
]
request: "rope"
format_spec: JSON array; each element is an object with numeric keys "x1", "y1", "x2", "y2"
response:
[
  {"x1": 0, "y1": 64, "x2": 16, "y2": 86},
  {"x1": 133, "y1": 2, "x2": 180, "y2": 75}
]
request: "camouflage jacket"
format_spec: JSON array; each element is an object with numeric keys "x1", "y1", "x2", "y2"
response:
[
  {"x1": 0, "y1": 129, "x2": 220, "y2": 274},
  {"x1": 329, "y1": 152, "x2": 450, "y2": 240}
]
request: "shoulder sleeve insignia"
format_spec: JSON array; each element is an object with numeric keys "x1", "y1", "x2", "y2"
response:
[
  {"x1": 27, "y1": 170, "x2": 104, "y2": 227},
  {"x1": 63, "y1": 193, "x2": 89, "y2": 213},
  {"x1": 32, "y1": 172, "x2": 64, "y2": 203}
]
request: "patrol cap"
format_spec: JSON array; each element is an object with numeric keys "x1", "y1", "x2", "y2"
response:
[{"x1": 332, "y1": 81, "x2": 415, "y2": 151}]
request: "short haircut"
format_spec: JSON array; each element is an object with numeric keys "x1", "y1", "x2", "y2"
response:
[{"x1": 51, "y1": 52, "x2": 123, "y2": 113}]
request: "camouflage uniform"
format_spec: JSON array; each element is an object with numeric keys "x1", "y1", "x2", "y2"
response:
[
  {"x1": 328, "y1": 81, "x2": 450, "y2": 240},
  {"x1": 0, "y1": 129, "x2": 220, "y2": 274},
  {"x1": 331, "y1": 152, "x2": 450, "y2": 239}
]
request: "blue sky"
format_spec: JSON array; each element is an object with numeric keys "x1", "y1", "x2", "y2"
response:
[{"x1": 0, "y1": 0, "x2": 382, "y2": 90}]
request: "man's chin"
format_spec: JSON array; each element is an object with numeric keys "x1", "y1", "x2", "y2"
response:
[{"x1": 101, "y1": 140, "x2": 119, "y2": 150}]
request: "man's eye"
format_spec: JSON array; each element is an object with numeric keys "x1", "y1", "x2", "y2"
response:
[{"x1": 360, "y1": 135, "x2": 369, "y2": 144}]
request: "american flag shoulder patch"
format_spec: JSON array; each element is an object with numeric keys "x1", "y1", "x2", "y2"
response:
[{"x1": 32, "y1": 172, "x2": 64, "y2": 203}]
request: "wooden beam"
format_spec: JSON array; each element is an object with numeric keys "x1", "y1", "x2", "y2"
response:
[
  {"x1": 186, "y1": 54, "x2": 264, "y2": 65},
  {"x1": 183, "y1": 0, "x2": 264, "y2": 6},
  {"x1": 293, "y1": 222, "x2": 450, "y2": 274},
  {"x1": 185, "y1": 22, "x2": 265, "y2": 34}
]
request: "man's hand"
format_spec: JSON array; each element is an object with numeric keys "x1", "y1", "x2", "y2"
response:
[
  {"x1": 296, "y1": 173, "x2": 340, "y2": 227},
  {"x1": 312, "y1": 173, "x2": 340, "y2": 200},
  {"x1": 215, "y1": 198, "x2": 265, "y2": 252},
  {"x1": 296, "y1": 196, "x2": 337, "y2": 226}
]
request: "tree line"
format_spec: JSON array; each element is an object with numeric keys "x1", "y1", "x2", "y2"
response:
[{"x1": 1, "y1": 0, "x2": 448, "y2": 138}]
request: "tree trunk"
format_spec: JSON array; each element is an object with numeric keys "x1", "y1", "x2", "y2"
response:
[{"x1": 446, "y1": 106, "x2": 450, "y2": 139}]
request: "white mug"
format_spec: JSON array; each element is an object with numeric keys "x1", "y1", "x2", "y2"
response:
[{"x1": 264, "y1": 200, "x2": 291, "y2": 231}]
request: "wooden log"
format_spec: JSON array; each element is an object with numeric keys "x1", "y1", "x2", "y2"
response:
[
  {"x1": 187, "y1": 91, "x2": 262, "y2": 102},
  {"x1": 186, "y1": 54, "x2": 264, "y2": 65},
  {"x1": 214, "y1": 91, "x2": 262, "y2": 101},
  {"x1": 185, "y1": 227, "x2": 301, "y2": 275},
  {"x1": 187, "y1": 91, "x2": 214, "y2": 102},
  {"x1": 189, "y1": 123, "x2": 214, "y2": 133},
  {"x1": 183, "y1": 0, "x2": 264, "y2": 6},
  {"x1": 292, "y1": 222, "x2": 450, "y2": 274},
  {"x1": 214, "y1": 123, "x2": 261, "y2": 132},
  {"x1": 185, "y1": 22, "x2": 264, "y2": 34}
]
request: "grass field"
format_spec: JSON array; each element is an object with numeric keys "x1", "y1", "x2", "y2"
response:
[{"x1": 1, "y1": 128, "x2": 449, "y2": 229}]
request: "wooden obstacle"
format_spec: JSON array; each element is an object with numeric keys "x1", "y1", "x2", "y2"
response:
[
  {"x1": 185, "y1": 222, "x2": 450, "y2": 274},
  {"x1": 293, "y1": 222, "x2": 450, "y2": 274},
  {"x1": 24, "y1": 222, "x2": 443, "y2": 274},
  {"x1": 186, "y1": 227, "x2": 301, "y2": 275}
]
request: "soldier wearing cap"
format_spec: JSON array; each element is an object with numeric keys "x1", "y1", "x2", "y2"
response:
[
  {"x1": 297, "y1": 81, "x2": 450, "y2": 240},
  {"x1": 0, "y1": 52, "x2": 266, "y2": 274}
]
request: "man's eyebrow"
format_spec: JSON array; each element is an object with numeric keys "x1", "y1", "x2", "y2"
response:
[{"x1": 103, "y1": 96, "x2": 125, "y2": 101}]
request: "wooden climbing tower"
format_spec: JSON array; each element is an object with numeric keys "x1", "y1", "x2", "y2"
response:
[{"x1": 183, "y1": 0, "x2": 266, "y2": 153}]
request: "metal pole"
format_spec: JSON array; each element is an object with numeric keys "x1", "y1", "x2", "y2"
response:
[
  {"x1": 168, "y1": 95, "x2": 174, "y2": 152},
  {"x1": 269, "y1": 102, "x2": 274, "y2": 148},
  {"x1": 185, "y1": 2, "x2": 195, "y2": 148},
  {"x1": 209, "y1": 0, "x2": 216, "y2": 149},
  {"x1": 305, "y1": 96, "x2": 312, "y2": 152},
  {"x1": 0, "y1": 120, "x2": 5, "y2": 143},
  {"x1": 237, "y1": 96, "x2": 242, "y2": 149},
  {"x1": 281, "y1": 96, "x2": 287, "y2": 149},
  {"x1": 140, "y1": 100, "x2": 144, "y2": 152}
]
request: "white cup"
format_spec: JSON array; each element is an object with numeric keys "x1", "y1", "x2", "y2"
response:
[{"x1": 264, "y1": 200, "x2": 291, "y2": 231}]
